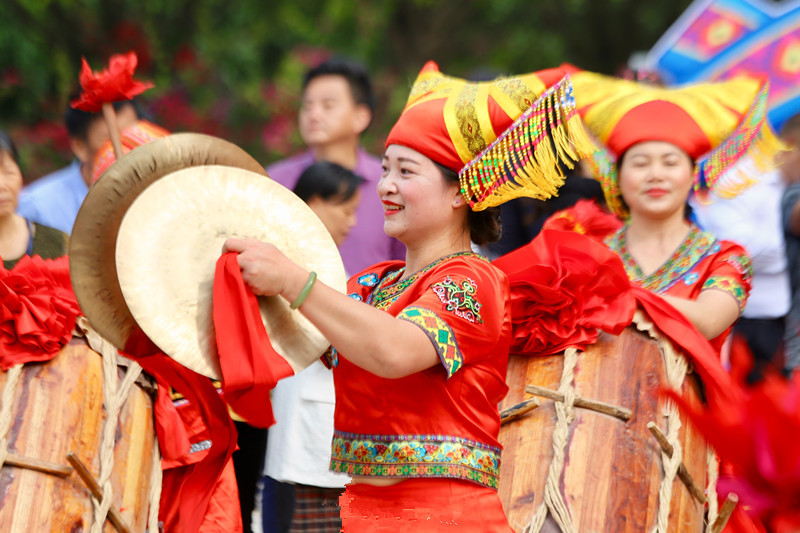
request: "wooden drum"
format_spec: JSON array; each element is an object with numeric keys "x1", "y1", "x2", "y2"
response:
[
  {"x1": 499, "y1": 312, "x2": 712, "y2": 533},
  {"x1": 0, "y1": 336, "x2": 158, "y2": 532}
]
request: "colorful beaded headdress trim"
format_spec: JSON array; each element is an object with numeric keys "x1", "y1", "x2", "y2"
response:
[
  {"x1": 571, "y1": 71, "x2": 784, "y2": 217},
  {"x1": 459, "y1": 77, "x2": 595, "y2": 210},
  {"x1": 385, "y1": 62, "x2": 596, "y2": 212}
]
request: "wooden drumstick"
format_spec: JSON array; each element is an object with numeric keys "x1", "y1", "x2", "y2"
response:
[
  {"x1": 3, "y1": 452, "x2": 72, "y2": 477},
  {"x1": 66, "y1": 452, "x2": 132, "y2": 533},
  {"x1": 646, "y1": 422, "x2": 707, "y2": 504},
  {"x1": 525, "y1": 384, "x2": 632, "y2": 421},
  {"x1": 500, "y1": 398, "x2": 540, "y2": 425},
  {"x1": 710, "y1": 493, "x2": 738, "y2": 533}
]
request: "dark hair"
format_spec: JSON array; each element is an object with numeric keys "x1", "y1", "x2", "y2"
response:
[
  {"x1": 303, "y1": 59, "x2": 375, "y2": 114},
  {"x1": 780, "y1": 113, "x2": 800, "y2": 141},
  {"x1": 433, "y1": 161, "x2": 502, "y2": 245},
  {"x1": 0, "y1": 129, "x2": 19, "y2": 166},
  {"x1": 64, "y1": 93, "x2": 140, "y2": 140},
  {"x1": 293, "y1": 161, "x2": 365, "y2": 204}
]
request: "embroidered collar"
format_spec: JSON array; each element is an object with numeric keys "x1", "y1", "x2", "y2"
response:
[
  {"x1": 606, "y1": 223, "x2": 718, "y2": 293},
  {"x1": 368, "y1": 251, "x2": 486, "y2": 309}
]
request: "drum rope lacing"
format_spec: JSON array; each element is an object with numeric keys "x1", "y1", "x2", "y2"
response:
[
  {"x1": 92, "y1": 344, "x2": 142, "y2": 533},
  {"x1": 79, "y1": 319, "x2": 162, "y2": 533},
  {"x1": 651, "y1": 333, "x2": 689, "y2": 533},
  {"x1": 0, "y1": 324, "x2": 163, "y2": 532},
  {"x1": 521, "y1": 312, "x2": 711, "y2": 533},
  {"x1": 638, "y1": 313, "x2": 725, "y2": 533},
  {"x1": 524, "y1": 346, "x2": 580, "y2": 533},
  {"x1": 0, "y1": 365, "x2": 24, "y2": 480},
  {"x1": 706, "y1": 446, "x2": 720, "y2": 530}
]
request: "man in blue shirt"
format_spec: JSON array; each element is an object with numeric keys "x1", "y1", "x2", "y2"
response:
[{"x1": 17, "y1": 98, "x2": 138, "y2": 234}]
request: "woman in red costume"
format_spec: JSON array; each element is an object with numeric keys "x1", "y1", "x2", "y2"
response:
[
  {"x1": 225, "y1": 62, "x2": 593, "y2": 531},
  {"x1": 565, "y1": 72, "x2": 785, "y2": 353},
  {"x1": 563, "y1": 72, "x2": 786, "y2": 533}
]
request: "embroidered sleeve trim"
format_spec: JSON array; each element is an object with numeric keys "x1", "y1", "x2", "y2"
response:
[
  {"x1": 430, "y1": 276, "x2": 483, "y2": 324},
  {"x1": 397, "y1": 306, "x2": 464, "y2": 378},
  {"x1": 722, "y1": 252, "x2": 754, "y2": 281},
  {"x1": 702, "y1": 275, "x2": 748, "y2": 312},
  {"x1": 330, "y1": 431, "x2": 501, "y2": 489}
]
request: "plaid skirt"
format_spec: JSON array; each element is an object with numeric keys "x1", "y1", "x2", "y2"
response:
[{"x1": 289, "y1": 484, "x2": 344, "y2": 533}]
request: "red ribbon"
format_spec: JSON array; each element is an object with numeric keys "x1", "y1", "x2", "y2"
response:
[
  {"x1": 124, "y1": 331, "x2": 236, "y2": 533},
  {"x1": 213, "y1": 252, "x2": 295, "y2": 428}
]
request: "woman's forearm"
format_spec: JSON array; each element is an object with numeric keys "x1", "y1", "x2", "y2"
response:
[
  {"x1": 287, "y1": 273, "x2": 439, "y2": 379},
  {"x1": 660, "y1": 291, "x2": 740, "y2": 340}
]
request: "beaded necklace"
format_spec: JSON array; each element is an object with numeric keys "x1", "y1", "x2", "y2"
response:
[{"x1": 607, "y1": 223, "x2": 717, "y2": 293}]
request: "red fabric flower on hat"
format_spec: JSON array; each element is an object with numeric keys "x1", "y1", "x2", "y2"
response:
[
  {"x1": 0, "y1": 256, "x2": 81, "y2": 368},
  {"x1": 70, "y1": 51, "x2": 153, "y2": 113},
  {"x1": 492, "y1": 229, "x2": 635, "y2": 356}
]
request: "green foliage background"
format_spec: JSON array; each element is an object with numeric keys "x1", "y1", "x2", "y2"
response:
[{"x1": 0, "y1": 0, "x2": 692, "y2": 180}]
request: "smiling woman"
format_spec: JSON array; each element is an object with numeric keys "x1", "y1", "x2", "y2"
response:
[
  {"x1": 0, "y1": 129, "x2": 68, "y2": 270},
  {"x1": 225, "y1": 61, "x2": 594, "y2": 531},
  {"x1": 570, "y1": 71, "x2": 784, "y2": 351}
]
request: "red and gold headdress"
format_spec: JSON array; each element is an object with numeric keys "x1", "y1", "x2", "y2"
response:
[
  {"x1": 385, "y1": 62, "x2": 595, "y2": 211},
  {"x1": 91, "y1": 120, "x2": 170, "y2": 182},
  {"x1": 570, "y1": 71, "x2": 784, "y2": 217}
]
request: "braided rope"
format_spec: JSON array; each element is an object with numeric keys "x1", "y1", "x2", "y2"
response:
[
  {"x1": 523, "y1": 347, "x2": 580, "y2": 533},
  {"x1": 652, "y1": 337, "x2": 688, "y2": 533},
  {"x1": 147, "y1": 435, "x2": 163, "y2": 532},
  {"x1": 705, "y1": 447, "x2": 720, "y2": 532},
  {"x1": 77, "y1": 319, "x2": 145, "y2": 533},
  {"x1": 91, "y1": 345, "x2": 120, "y2": 533},
  {"x1": 0, "y1": 365, "x2": 23, "y2": 470}
]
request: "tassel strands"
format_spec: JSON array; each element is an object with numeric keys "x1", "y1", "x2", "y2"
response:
[
  {"x1": 459, "y1": 76, "x2": 597, "y2": 211},
  {"x1": 694, "y1": 82, "x2": 786, "y2": 201}
]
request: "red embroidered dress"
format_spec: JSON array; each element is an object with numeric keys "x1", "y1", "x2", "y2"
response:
[
  {"x1": 606, "y1": 223, "x2": 753, "y2": 351},
  {"x1": 328, "y1": 252, "x2": 511, "y2": 489}
]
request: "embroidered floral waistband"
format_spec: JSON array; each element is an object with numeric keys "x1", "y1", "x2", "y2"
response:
[{"x1": 330, "y1": 431, "x2": 501, "y2": 489}]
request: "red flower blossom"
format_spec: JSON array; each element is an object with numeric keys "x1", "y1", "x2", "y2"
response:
[
  {"x1": 492, "y1": 229, "x2": 636, "y2": 356},
  {"x1": 70, "y1": 51, "x2": 153, "y2": 113}
]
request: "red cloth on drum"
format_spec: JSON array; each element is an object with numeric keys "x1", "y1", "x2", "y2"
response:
[
  {"x1": 606, "y1": 223, "x2": 752, "y2": 353},
  {"x1": 161, "y1": 455, "x2": 243, "y2": 533},
  {"x1": 213, "y1": 252, "x2": 294, "y2": 428},
  {"x1": 124, "y1": 253, "x2": 297, "y2": 532},
  {"x1": 493, "y1": 229, "x2": 736, "y2": 408},
  {"x1": 339, "y1": 478, "x2": 512, "y2": 532},
  {"x1": 492, "y1": 229, "x2": 637, "y2": 356},
  {"x1": 125, "y1": 332, "x2": 238, "y2": 533},
  {"x1": 329, "y1": 252, "x2": 511, "y2": 490},
  {"x1": 0, "y1": 255, "x2": 80, "y2": 368}
]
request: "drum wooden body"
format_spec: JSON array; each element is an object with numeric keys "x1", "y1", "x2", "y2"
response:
[
  {"x1": 499, "y1": 318, "x2": 708, "y2": 532},
  {"x1": 0, "y1": 337, "x2": 156, "y2": 532}
]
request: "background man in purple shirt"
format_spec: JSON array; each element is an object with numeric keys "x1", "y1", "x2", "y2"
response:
[{"x1": 265, "y1": 59, "x2": 403, "y2": 276}]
